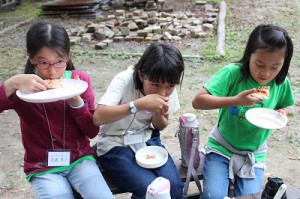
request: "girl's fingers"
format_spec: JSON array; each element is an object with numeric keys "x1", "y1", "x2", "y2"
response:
[
  {"x1": 75, "y1": 74, "x2": 80, "y2": 80},
  {"x1": 33, "y1": 79, "x2": 48, "y2": 91},
  {"x1": 162, "y1": 107, "x2": 169, "y2": 115},
  {"x1": 34, "y1": 76, "x2": 50, "y2": 89}
]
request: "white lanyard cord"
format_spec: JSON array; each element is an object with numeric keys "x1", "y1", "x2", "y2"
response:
[{"x1": 123, "y1": 113, "x2": 136, "y2": 136}]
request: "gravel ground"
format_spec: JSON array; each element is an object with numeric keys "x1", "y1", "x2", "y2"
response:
[{"x1": 0, "y1": 0, "x2": 299, "y2": 198}]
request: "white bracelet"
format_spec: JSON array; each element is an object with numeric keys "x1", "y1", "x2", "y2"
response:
[{"x1": 70, "y1": 101, "x2": 85, "y2": 109}]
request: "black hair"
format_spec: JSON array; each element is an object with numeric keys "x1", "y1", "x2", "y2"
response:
[
  {"x1": 133, "y1": 43, "x2": 185, "y2": 89},
  {"x1": 24, "y1": 21, "x2": 75, "y2": 74},
  {"x1": 239, "y1": 24, "x2": 293, "y2": 85}
]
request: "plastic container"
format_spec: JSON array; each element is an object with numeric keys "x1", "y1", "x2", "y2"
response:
[
  {"x1": 178, "y1": 113, "x2": 200, "y2": 168},
  {"x1": 145, "y1": 177, "x2": 171, "y2": 199}
]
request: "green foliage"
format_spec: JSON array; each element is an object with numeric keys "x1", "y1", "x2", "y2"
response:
[
  {"x1": 0, "y1": 1, "x2": 44, "y2": 19},
  {"x1": 96, "y1": 17, "x2": 102, "y2": 22},
  {"x1": 73, "y1": 50, "x2": 95, "y2": 57},
  {"x1": 183, "y1": 57, "x2": 201, "y2": 63},
  {"x1": 33, "y1": 8, "x2": 43, "y2": 17},
  {"x1": 110, "y1": 53, "x2": 138, "y2": 60}
]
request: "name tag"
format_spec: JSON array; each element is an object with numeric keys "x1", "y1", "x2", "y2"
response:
[
  {"x1": 47, "y1": 150, "x2": 71, "y2": 167},
  {"x1": 123, "y1": 132, "x2": 144, "y2": 145}
]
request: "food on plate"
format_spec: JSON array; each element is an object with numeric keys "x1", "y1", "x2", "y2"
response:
[
  {"x1": 45, "y1": 79, "x2": 63, "y2": 89},
  {"x1": 146, "y1": 154, "x2": 156, "y2": 159},
  {"x1": 252, "y1": 86, "x2": 270, "y2": 100}
]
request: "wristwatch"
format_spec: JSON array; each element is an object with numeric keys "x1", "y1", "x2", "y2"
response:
[{"x1": 129, "y1": 101, "x2": 138, "y2": 114}]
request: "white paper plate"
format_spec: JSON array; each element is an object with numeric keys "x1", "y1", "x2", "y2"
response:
[
  {"x1": 245, "y1": 108, "x2": 288, "y2": 130},
  {"x1": 16, "y1": 79, "x2": 88, "y2": 103},
  {"x1": 135, "y1": 146, "x2": 168, "y2": 169}
]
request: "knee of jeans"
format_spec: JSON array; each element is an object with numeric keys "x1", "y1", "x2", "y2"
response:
[
  {"x1": 203, "y1": 190, "x2": 227, "y2": 199},
  {"x1": 82, "y1": 190, "x2": 114, "y2": 199},
  {"x1": 203, "y1": 183, "x2": 228, "y2": 199}
]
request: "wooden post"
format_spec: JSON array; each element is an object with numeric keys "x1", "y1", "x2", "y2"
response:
[{"x1": 216, "y1": 1, "x2": 226, "y2": 56}]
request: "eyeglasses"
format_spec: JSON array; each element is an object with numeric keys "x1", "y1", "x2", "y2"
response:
[{"x1": 33, "y1": 61, "x2": 68, "y2": 70}]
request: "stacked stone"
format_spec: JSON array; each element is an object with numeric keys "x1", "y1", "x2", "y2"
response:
[
  {"x1": 67, "y1": 2, "x2": 219, "y2": 50},
  {"x1": 99, "y1": 0, "x2": 127, "y2": 11},
  {"x1": 122, "y1": 0, "x2": 163, "y2": 10}
]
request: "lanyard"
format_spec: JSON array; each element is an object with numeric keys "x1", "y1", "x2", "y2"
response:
[{"x1": 42, "y1": 101, "x2": 66, "y2": 150}]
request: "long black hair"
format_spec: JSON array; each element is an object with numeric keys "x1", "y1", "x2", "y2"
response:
[
  {"x1": 239, "y1": 24, "x2": 293, "y2": 85},
  {"x1": 24, "y1": 21, "x2": 75, "y2": 74},
  {"x1": 133, "y1": 42, "x2": 185, "y2": 89}
]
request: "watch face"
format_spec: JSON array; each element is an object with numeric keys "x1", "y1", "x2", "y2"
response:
[
  {"x1": 131, "y1": 106, "x2": 137, "y2": 113},
  {"x1": 130, "y1": 102, "x2": 137, "y2": 113}
]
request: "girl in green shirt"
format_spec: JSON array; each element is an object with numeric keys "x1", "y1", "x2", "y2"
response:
[{"x1": 192, "y1": 24, "x2": 295, "y2": 198}]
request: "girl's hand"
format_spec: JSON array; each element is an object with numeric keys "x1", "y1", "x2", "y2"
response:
[
  {"x1": 135, "y1": 94, "x2": 169, "y2": 114},
  {"x1": 4, "y1": 74, "x2": 49, "y2": 97},
  {"x1": 67, "y1": 96, "x2": 84, "y2": 107},
  {"x1": 145, "y1": 95, "x2": 169, "y2": 130},
  {"x1": 67, "y1": 75, "x2": 84, "y2": 107},
  {"x1": 236, "y1": 89, "x2": 262, "y2": 106},
  {"x1": 276, "y1": 108, "x2": 288, "y2": 117}
]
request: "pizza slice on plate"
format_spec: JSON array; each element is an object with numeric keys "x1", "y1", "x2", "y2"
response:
[{"x1": 45, "y1": 79, "x2": 63, "y2": 89}]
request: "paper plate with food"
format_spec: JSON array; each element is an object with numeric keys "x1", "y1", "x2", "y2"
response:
[
  {"x1": 245, "y1": 108, "x2": 288, "y2": 130},
  {"x1": 16, "y1": 79, "x2": 88, "y2": 103},
  {"x1": 135, "y1": 146, "x2": 168, "y2": 169}
]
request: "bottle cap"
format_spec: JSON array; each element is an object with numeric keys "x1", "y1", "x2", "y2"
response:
[{"x1": 182, "y1": 113, "x2": 196, "y2": 123}]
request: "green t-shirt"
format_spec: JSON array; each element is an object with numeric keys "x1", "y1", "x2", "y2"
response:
[{"x1": 205, "y1": 63, "x2": 295, "y2": 162}]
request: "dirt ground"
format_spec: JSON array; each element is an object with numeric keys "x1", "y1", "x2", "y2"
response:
[{"x1": 0, "y1": 0, "x2": 300, "y2": 198}]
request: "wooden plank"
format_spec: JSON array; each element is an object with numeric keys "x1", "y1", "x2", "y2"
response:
[
  {"x1": 42, "y1": 0, "x2": 98, "y2": 7},
  {"x1": 42, "y1": 9, "x2": 96, "y2": 15},
  {"x1": 74, "y1": 145, "x2": 204, "y2": 198},
  {"x1": 42, "y1": 5, "x2": 90, "y2": 11},
  {"x1": 98, "y1": 156, "x2": 203, "y2": 195}
]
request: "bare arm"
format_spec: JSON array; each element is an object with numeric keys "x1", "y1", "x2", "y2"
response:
[
  {"x1": 93, "y1": 103, "x2": 132, "y2": 126},
  {"x1": 151, "y1": 110, "x2": 168, "y2": 131},
  {"x1": 93, "y1": 94, "x2": 169, "y2": 127},
  {"x1": 192, "y1": 88, "x2": 262, "y2": 110}
]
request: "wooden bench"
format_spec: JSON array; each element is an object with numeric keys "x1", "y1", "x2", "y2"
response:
[{"x1": 74, "y1": 148, "x2": 204, "y2": 199}]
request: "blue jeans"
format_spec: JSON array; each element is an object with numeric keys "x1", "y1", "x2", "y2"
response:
[
  {"x1": 98, "y1": 131, "x2": 183, "y2": 199},
  {"x1": 203, "y1": 153, "x2": 264, "y2": 199},
  {"x1": 31, "y1": 160, "x2": 114, "y2": 199}
]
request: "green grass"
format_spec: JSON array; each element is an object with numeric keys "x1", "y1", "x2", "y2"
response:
[
  {"x1": 192, "y1": 0, "x2": 241, "y2": 3},
  {"x1": 0, "y1": 48, "x2": 24, "y2": 81},
  {"x1": 0, "y1": 0, "x2": 44, "y2": 20},
  {"x1": 199, "y1": 5, "x2": 250, "y2": 73}
]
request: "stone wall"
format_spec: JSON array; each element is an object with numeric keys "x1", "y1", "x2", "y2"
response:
[{"x1": 68, "y1": 1, "x2": 219, "y2": 50}]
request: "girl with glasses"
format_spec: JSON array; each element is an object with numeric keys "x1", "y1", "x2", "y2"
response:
[{"x1": 0, "y1": 22, "x2": 114, "y2": 199}]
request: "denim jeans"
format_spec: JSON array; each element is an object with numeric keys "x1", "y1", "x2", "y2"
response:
[
  {"x1": 203, "y1": 152, "x2": 264, "y2": 199},
  {"x1": 98, "y1": 130, "x2": 183, "y2": 199},
  {"x1": 31, "y1": 160, "x2": 114, "y2": 199}
]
